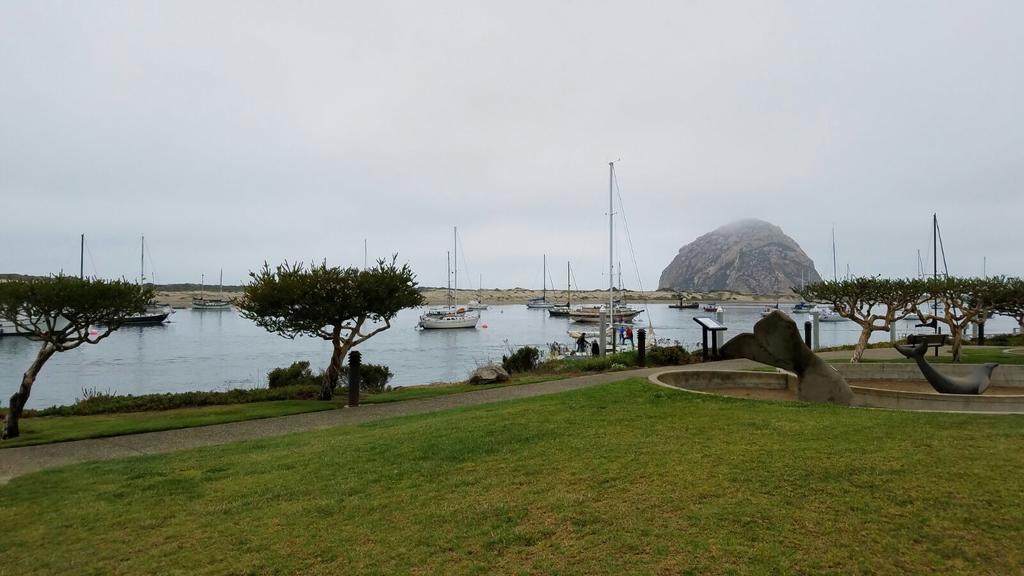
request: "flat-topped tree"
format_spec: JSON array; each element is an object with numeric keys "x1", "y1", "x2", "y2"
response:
[
  {"x1": 238, "y1": 257, "x2": 423, "y2": 401},
  {"x1": 0, "y1": 276, "x2": 152, "y2": 439},
  {"x1": 798, "y1": 277, "x2": 927, "y2": 363},
  {"x1": 993, "y1": 277, "x2": 1024, "y2": 333},
  {"x1": 917, "y1": 276, "x2": 1006, "y2": 363}
]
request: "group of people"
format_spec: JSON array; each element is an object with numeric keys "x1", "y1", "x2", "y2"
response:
[{"x1": 574, "y1": 325, "x2": 635, "y2": 355}]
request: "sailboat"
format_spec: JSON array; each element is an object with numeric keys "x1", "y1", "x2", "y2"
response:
[
  {"x1": 419, "y1": 227, "x2": 480, "y2": 330},
  {"x1": 466, "y1": 274, "x2": 488, "y2": 311},
  {"x1": 568, "y1": 163, "x2": 642, "y2": 327},
  {"x1": 193, "y1": 270, "x2": 232, "y2": 310},
  {"x1": 526, "y1": 255, "x2": 554, "y2": 309},
  {"x1": 548, "y1": 262, "x2": 573, "y2": 317},
  {"x1": 122, "y1": 235, "x2": 172, "y2": 325}
]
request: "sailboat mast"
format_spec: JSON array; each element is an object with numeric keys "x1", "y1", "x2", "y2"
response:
[
  {"x1": 932, "y1": 213, "x2": 939, "y2": 334},
  {"x1": 200, "y1": 273, "x2": 205, "y2": 296},
  {"x1": 567, "y1": 262, "x2": 571, "y2": 308},
  {"x1": 80, "y1": 234, "x2": 84, "y2": 280},
  {"x1": 609, "y1": 162, "x2": 615, "y2": 330},
  {"x1": 453, "y1": 226, "x2": 458, "y2": 305},
  {"x1": 219, "y1": 269, "x2": 223, "y2": 295},
  {"x1": 542, "y1": 254, "x2": 547, "y2": 301},
  {"x1": 140, "y1": 235, "x2": 145, "y2": 284},
  {"x1": 446, "y1": 251, "x2": 451, "y2": 309},
  {"x1": 831, "y1": 227, "x2": 837, "y2": 281}
]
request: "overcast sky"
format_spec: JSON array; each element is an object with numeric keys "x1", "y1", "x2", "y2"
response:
[{"x1": 2, "y1": 1, "x2": 1021, "y2": 291}]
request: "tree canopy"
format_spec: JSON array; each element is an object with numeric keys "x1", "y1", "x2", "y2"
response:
[
  {"x1": 237, "y1": 256, "x2": 424, "y2": 400},
  {"x1": 0, "y1": 276, "x2": 153, "y2": 439},
  {"x1": 797, "y1": 277, "x2": 927, "y2": 362}
]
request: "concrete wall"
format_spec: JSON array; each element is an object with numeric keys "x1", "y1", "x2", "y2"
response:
[
  {"x1": 834, "y1": 363, "x2": 1024, "y2": 388},
  {"x1": 651, "y1": 370, "x2": 795, "y2": 391},
  {"x1": 850, "y1": 386, "x2": 1024, "y2": 413}
]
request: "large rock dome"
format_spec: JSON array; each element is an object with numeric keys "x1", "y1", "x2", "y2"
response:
[{"x1": 658, "y1": 219, "x2": 822, "y2": 295}]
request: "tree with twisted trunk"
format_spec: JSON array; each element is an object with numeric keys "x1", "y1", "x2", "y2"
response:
[
  {"x1": 798, "y1": 277, "x2": 927, "y2": 363},
  {"x1": 0, "y1": 276, "x2": 152, "y2": 439},
  {"x1": 916, "y1": 276, "x2": 1007, "y2": 363},
  {"x1": 237, "y1": 257, "x2": 424, "y2": 401}
]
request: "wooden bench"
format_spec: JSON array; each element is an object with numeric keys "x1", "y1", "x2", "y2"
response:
[{"x1": 907, "y1": 333, "x2": 947, "y2": 357}]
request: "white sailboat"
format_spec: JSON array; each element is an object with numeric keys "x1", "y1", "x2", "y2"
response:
[
  {"x1": 419, "y1": 227, "x2": 480, "y2": 330},
  {"x1": 193, "y1": 270, "x2": 232, "y2": 310},
  {"x1": 526, "y1": 254, "x2": 554, "y2": 309},
  {"x1": 565, "y1": 162, "x2": 649, "y2": 347},
  {"x1": 122, "y1": 235, "x2": 172, "y2": 325}
]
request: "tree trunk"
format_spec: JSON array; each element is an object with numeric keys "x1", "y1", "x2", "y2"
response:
[
  {"x1": 851, "y1": 325, "x2": 872, "y2": 363},
  {"x1": 950, "y1": 325, "x2": 963, "y2": 363},
  {"x1": 320, "y1": 343, "x2": 346, "y2": 401},
  {"x1": 3, "y1": 344, "x2": 56, "y2": 439}
]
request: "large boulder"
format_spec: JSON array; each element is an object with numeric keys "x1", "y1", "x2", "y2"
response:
[
  {"x1": 721, "y1": 311, "x2": 853, "y2": 405},
  {"x1": 469, "y1": 364, "x2": 510, "y2": 385}
]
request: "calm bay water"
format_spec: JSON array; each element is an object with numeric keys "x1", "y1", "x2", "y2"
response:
[{"x1": 1, "y1": 303, "x2": 1016, "y2": 409}]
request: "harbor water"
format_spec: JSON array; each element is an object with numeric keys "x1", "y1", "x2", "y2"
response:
[{"x1": 1, "y1": 303, "x2": 1017, "y2": 409}]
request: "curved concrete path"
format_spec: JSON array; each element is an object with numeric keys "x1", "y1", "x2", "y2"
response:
[{"x1": 0, "y1": 366, "x2": 690, "y2": 484}]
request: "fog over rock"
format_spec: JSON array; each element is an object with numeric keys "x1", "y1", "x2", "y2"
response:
[{"x1": 658, "y1": 219, "x2": 822, "y2": 295}]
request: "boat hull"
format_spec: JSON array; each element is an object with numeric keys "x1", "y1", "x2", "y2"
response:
[{"x1": 419, "y1": 313, "x2": 480, "y2": 329}]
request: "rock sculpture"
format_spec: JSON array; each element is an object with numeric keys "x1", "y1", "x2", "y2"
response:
[
  {"x1": 895, "y1": 342, "x2": 998, "y2": 394},
  {"x1": 720, "y1": 311, "x2": 854, "y2": 405}
]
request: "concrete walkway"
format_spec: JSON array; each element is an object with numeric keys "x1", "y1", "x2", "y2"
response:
[{"x1": 0, "y1": 347, "x2": 935, "y2": 484}]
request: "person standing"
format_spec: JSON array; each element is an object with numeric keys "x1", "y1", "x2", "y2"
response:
[{"x1": 625, "y1": 326, "x2": 634, "y2": 348}]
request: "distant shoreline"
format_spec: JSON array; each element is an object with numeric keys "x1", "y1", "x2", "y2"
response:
[{"x1": 155, "y1": 288, "x2": 799, "y2": 308}]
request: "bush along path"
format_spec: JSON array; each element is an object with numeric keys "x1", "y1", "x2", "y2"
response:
[{"x1": 0, "y1": 365, "x2": 694, "y2": 484}]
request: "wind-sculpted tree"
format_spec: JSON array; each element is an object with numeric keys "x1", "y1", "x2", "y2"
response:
[
  {"x1": 993, "y1": 277, "x2": 1024, "y2": 332},
  {"x1": 798, "y1": 277, "x2": 927, "y2": 363},
  {"x1": 917, "y1": 276, "x2": 1006, "y2": 363},
  {"x1": 0, "y1": 276, "x2": 152, "y2": 439},
  {"x1": 237, "y1": 256, "x2": 423, "y2": 401}
]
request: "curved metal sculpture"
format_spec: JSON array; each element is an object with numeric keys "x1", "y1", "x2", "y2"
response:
[
  {"x1": 895, "y1": 342, "x2": 998, "y2": 394},
  {"x1": 720, "y1": 311, "x2": 854, "y2": 405}
]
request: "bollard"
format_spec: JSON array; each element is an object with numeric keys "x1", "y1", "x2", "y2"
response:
[
  {"x1": 598, "y1": 311, "x2": 608, "y2": 356},
  {"x1": 804, "y1": 321, "x2": 812, "y2": 349},
  {"x1": 347, "y1": 351, "x2": 361, "y2": 407},
  {"x1": 637, "y1": 329, "x2": 646, "y2": 367},
  {"x1": 810, "y1": 310, "x2": 820, "y2": 351},
  {"x1": 715, "y1": 308, "x2": 724, "y2": 325},
  {"x1": 978, "y1": 321, "x2": 986, "y2": 345}
]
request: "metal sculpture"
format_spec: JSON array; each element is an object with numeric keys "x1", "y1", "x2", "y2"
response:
[
  {"x1": 895, "y1": 342, "x2": 998, "y2": 394},
  {"x1": 720, "y1": 311, "x2": 854, "y2": 405}
]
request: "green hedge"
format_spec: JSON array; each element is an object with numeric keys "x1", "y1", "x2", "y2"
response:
[{"x1": 31, "y1": 385, "x2": 322, "y2": 417}]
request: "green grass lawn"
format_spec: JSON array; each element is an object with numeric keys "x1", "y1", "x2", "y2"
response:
[
  {"x1": 1, "y1": 401, "x2": 335, "y2": 449},
  {"x1": 1, "y1": 374, "x2": 569, "y2": 449},
  {"x1": 2, "y1": 379, "x2": 1022, "y2": 575}
]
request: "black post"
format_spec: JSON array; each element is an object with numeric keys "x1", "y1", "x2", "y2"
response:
[
  {"x1": 348, "y1": 351, "x2": 361, "y2": 407},
  {"x1": 711, "y1": 332, "x2": 719, "y2": 360},
  {"x1": 978, "y1": 322, "x2": 985, "y2": 346},
  {"x1": 637, "y1": 329, "x2": 646, "y2": 367},
  {"x1": 701, "y1": 328, "x2": 709, "y2": 362},
  {"x1": 804, "y1": 321, "x2": 812, "y2": 349}
]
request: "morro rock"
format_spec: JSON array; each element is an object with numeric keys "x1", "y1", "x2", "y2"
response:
[{"x1": 658, "y1": 219, "x2": 821, "y2": 295}]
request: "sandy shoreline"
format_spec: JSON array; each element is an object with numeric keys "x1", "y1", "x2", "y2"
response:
[{"x1": 156, "y1": 288, "x2": 797, "y2": 308}]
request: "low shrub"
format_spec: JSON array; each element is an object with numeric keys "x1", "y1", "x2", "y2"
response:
[
  {"x1": 34, "y1": 384, "x2": 322, "y2": 417},
  {"x1": 341, "y1": 363, "x2": 394, "y2": 393},
  {"x1": 267, "y1": 361, "x2": 316, "y2": 388},
  {"x1": 547, "y1": 350, "x2": 638, "y2": 373},
  {"x1": 502, "y1": 346, "x2": 540, "y2": 373},
  {"x1": 646, "y1": 345, "x2": 693, "y2": 366}
]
